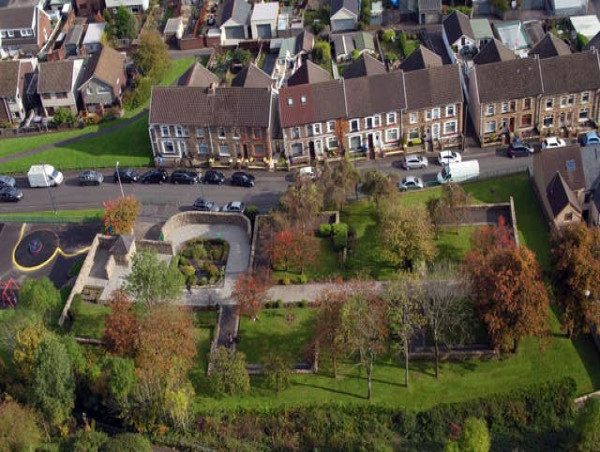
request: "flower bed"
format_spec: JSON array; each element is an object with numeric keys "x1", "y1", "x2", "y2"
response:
[{"x1": 177, "y1": 238, "x2": 229, "y2": 287}]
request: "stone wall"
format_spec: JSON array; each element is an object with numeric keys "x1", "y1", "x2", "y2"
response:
[
  {"x1": 136, "y1": 239, "x2": 174, "y2": 255},
  {"x1": 161, "y1": 211, "x2": 251, "y2": 242}
]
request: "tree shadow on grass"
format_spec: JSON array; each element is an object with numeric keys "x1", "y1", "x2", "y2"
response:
[{"x1": 292, "y1": 381, "x2": 366, "y2": 399}]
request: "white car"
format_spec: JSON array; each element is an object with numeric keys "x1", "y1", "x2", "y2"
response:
[
  {"x1": 398, "y1": 176, "x2": 424, "y2": 191},
  {"x1": 402, "y1": 155, "x2": 429, "y2": 170},
  {"x1": 221, "y1": 201, "x2": 245, "y2": 213},
  {"x1": 438, "y1": 151, "x2": 462, "y2": 165},
  {"x1": 541, "y1": 137, "x2": 567, "y2": 149},
  {"x1": 297, "y1": 166, "x2": 318, "y2": 180}
]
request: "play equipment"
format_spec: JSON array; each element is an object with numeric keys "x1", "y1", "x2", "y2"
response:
[{"x1": 0, "y1": 278, "x2": 19, "y2": 308}]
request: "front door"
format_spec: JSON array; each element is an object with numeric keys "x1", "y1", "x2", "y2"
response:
[
  {"x1": 432, "y1": 123, "x2": 440, "y2": 140},
  {"x1": 368, "y1": 134, "x2": 375, "y2": 158},
  {"x1": 509, "y1": 117, "x2": 515, "y2": 132},
  {"x1": 309, "y1": 141, "x2": 316, "y2": 160}
]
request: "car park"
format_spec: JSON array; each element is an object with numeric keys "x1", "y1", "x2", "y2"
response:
[
  {"x1": 78, "y1": 170, "x2": 104, "y2": 186},
  {"x1": 171, "y1": 169, "x2": 200, "y2": 184},
  {"x1": 0, "y1": 187, "x2": 23, "y2": 202},
  {"x1": 581, "y1": 132, "x2": 600, "y2": 146},
  {"x1": 114, "y1": 169, "x2": 139, "y2": 183},
  {"x1": 203, "y1": 170, "x2": 226, "y2": 185},
  {"x1": 507, "y1": 140, "x2": 534, "y2": 158},
  {"x1": 437, "y1": 151, "x2": 462, "y2": 165},
  {"x1": 402, "y1": 155, "x2": 428, "y2": 169},
  {"x1": 140, "y1": 169, "x2": 169, "y2": 184},
  {"x1": 193, "y1": 198, "x2": 219, "y2": 211},
  {"x1": 0, "y1": 175, "x2": 16, "y2": 188},
  {"x1": 221, "y1": 201, "x2": 245, "y2": 213},
  {"x1": 231, "y1": 172, "x2": 255, "y2": 187},
  {"x1": 398, "y1": 176, "x2": 424, "y2": 191},
  {"x1": 541, "y1": 137, "x2": 566, "y2": 149}
]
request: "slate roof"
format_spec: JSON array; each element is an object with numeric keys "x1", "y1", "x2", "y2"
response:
[
  {"x1": 534, "y1": 144, "x2": 586, "y2": 194},
  {"x1": 37, "y1": 60, "x2": 75, "y2": 93},
  {"x1": 250, "y1": 2, "x2": 278, "y2": 22},
  {"x1": 221, "y1": 0, "x2": 251, "y2": 25},
  {"x1": 474, "y1": 58, "x2": 543, "y2": 103},
  {"x1": 295, "y1": 30, "x2": 314, "y2": 54},
  {"x1": 524, "y1": 21, "x2": 545, "y2": 45},
  {"x1": 579, "y1": 145, "x2": 600, "y2": 190},
  {"x1": 547, "y1": 172, "x2": 582, "y2": 216},
  {"x1": 0, "y1": 61, "x2": 20, "y2": 98},
  {"x1": 539, "y1": 51, "x2": 600, "y2": 96},
  {"x1": 64, "y1": 24, "x2": 85, "y2": 47},
  {"x1": 400, "y1": 45, "x2": 443, "y2": 71},
  {"x1": 179, "y1": 61, "x2": 219, "y2": 88},
  {"x1": 110, "y1": 235, "x2": 135, "y2": 255},
  {"x1": 0, "y1": 6, "x2": 35, "y2": 30},
  {"x1": 279, "y1": 79, "x2": 346, "y2": 127},
  {"x1": 287, "y1": 60, "x2": 331, "y2": 86},
  {"x1": 473, "y1": 39, "x2": 515, "y2": 65},
  {"x1": 585, "y1": 30, "x2": 600, "y2": 51},
  {"x1": 404, "y1": 64, "x2": 462, "y2": 110},
  {"x1": 231, "y1": 63, "x2": 272, "y2": 88},
  {"x1": 331, "y1": 0, "x2": 359, "y2": 16},
  {"x1": 79, "y1": 46, "x2": 124, "y2": 91},
  {"x1": 418, "y1": 0, "x2": 441, "y2": 12},
  {"x1": 149, "y1": 86, "x2": 272, "y2": 128},
  {"x1": 344, "y1": 72, "x2": 406, "y2": 118},
  {"x1": 470, "y1": 18, "x2": 494, "y2": 41},
  {"x1": 442, "y1": 10, "x2": 474, "y2": 44},
  {"x1": 343, "y1": 53, "x2": 386, "y2": 78},
  {"x1": 529, "y1": 33, "x2": 571, "y2": 59}
]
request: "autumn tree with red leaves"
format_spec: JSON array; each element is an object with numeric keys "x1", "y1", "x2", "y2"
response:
[
  {"x1": 102, "y1": 290, "x2": 139, "y2": 358},
  {"x1": 233, "y1": 272, "x2": 270, "y2": 322},
  {"x1": 103, "y1": 196, "x2": 141, "y2": 235},
  {"x1": 551, "y1": 223, "x2": 600, "y2": 338},
  {"x1": 465, "y1": 217, "x2": 550, "y2": 353}
]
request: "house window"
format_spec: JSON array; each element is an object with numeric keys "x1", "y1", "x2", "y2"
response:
[
  {"x1": 432, "y1": 108, "x2": 441, "y2": 119},
  {"x1": 485, "y1": 104, "x2": 494, "y2": 116},
  {"x1": 175, "y1": 125, "x2": 184, "y2": 137},
  {"x1": 543, "y1": 115, "x2": 553, "y2": 127},
  {"x1": 565, "y1": 212, "x2": 574, "y2": 222},
  {"x1": 568, "y1": 95, "x2": 575, "y2": 105},
  {"x1": 291, "y1": 143, "x2": 303, "y2": 156},
  {"x1": 501, "y1": 103, "x2": 509, "y2": 113},
  {"x1": 197, "y1": 127, "x2": 204, "y2": 138},
  {"x1": 313, "y1": 123, "x2": 322, "y2": 135},
  {"x1": 20, "y1": 29, "x2": 33, "y2": 37},
  {"x1": 521, "y1": 114, "x2": 532, "y2": 127},
  {"x1": 579, "y1": 108, "x2": 589, "y2": 121},
  {"x1": 444, "y1": 121, "x2": 457, "y2": 134},
  {"x1": 484, "y1": 121, "x2": 495, "y2": 133},
  {"x1": 327, "y1": 136, "x2": 338, "y2": 149},
  {"x1": 253, "y1": 128, "x2": 261, "y2": 139},
  {"x1": 198, "y1": 143, "x2": 209, "y2": 154},
  {"x1": 232, "y1": 128, "x2": 240, "y2": 139},
  {"x1": 387, "y1": 112, "x2": 397, "y2": 124},
  {"x1": 408, "y1": 112, "x2": 417, "y2": 124},
  {"x1": 57, "y1": 92, "x2": 68, "y2": 99},
  {"x1": 287, "y1": 97, "x2": 293, "y2": 106},
  {"x1": 349, "y1": 136, "x2": 362, "y2": 149},
  {"x1": 86, "y1": 86, "x2": 93, "y2": 95},
  {"x1": 161, "y1": 125, "x2": 170, "y2": 137},
  {"x1": 7, "y1": 30, "x2": 14, "y2": 38},
  {"x1": 385, "y1": 128, "x2": 399, "y2": 142},
  {"x1": 327, "y1": 121, "x2": 335, "y2": 132},
  {"x1": 560, "y1": 97, "x2": 567, "y2": 107},
  {"x1": 582, "y1": 92, "x2": 590, "y2": 103},
  {"x1": 162, "y1": 141, "x2": 176, "y2": 154},
  {"x1": 446, "y1": 105, "x2": 455, "y2": 117},
  {"x1": 218, "y1": 143, "x2": 230, "y2": 156},
  {"x1": 131, "y1": 5, "x2": 140, "y2": 13},
  {"x1": 408, "y1": 128, "x2": 419, "y2": 139},
  {"x1": 253, "y1": 144, "x2": 265, "y2": 157},
  {"x1": 97, "y1": 85, "x2": 111, "y2": 94},
  {"x1": 560, "y1": 113, "x2": 566, "y2": 125},
  {"x1": 545, "y1": 98, "x2": 553, "y2": 110},
  {"x1": 0, "y1": 32, "x2": 5, "y2": 38},
  {"x1": 218, "y1": 127, "x2": 225, "y2": 139},
  {"x1": 178, "y1": 141, "x2": 186, "y2": 154},
  {"x1": 425, "y1": 110, "x2": 432, "y2": 121},
  {"x1": 301, "y1": 95, "x2": 307, "y2": 104},
  {"x1": 292, "y1": 127, "x2": 300, "y2": 139},
  {"x1": 350, "y1": 119, "x2": 359, "y2": 132},
  {"x1": 523, "y1": 98, "x2": 531, "y2": 110},
  {"x1": 373, "y1": 115, "x2": 382, "y2": 127}
]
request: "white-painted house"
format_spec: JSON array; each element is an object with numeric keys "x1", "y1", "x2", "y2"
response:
[
  {"x1": 442, "y1": 10, "x2": 476, "y2": 62},
  {"x1": 250, "y1": 2, "x2": 279, "y2": 39},
  {"x1": 105, "y1": 0, "x2": 149, "y2": 14},
  {"x1": 330, "y1": 0, "x2": 359, "y2": 32}
]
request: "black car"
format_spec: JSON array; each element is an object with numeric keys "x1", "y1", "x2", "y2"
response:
[
  {"x1": 171, "y1": 169, "x2": 200, "y2": 185},
  {"x1": 231, "y1": 171, "x2": 255, "y2": 187},
  {"x1": 507, "y1": 141, "x2": 534, "y2": 158},
  {"x1": 193, "y1": 198, "x2": 219, "y2": 211},
  {"x1": 0, "y1": 175, "x2": 16, "y2": 188},
  {"x1": 203, "y1": 170, "x2": 226, "y2": 185},
  {"x1": 0, "y1": 187, "x2": 23, "y2": 202},
  {"x1": 113, "y1": 169, "x2": 139, "y2": 183},
  {"x1": 79, "y1": 170, "x2": 104, "y2": 186},
  {"x1": 141, "y1": 169, "x2": 169, "y2": 184}
]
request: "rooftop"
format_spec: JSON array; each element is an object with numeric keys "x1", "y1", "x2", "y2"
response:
[
  {"x1": 251, "y1": 2, "x2": 279, "y2": 21},
  {"x1": 82, "y1": 23, "x2": 105, "y2": 44},
  {"x1": 494, "y1": 21, "x2": 531, "y2": 52},
  {"x1": 570, "y1": 15, "x2": 600, "y2": 40},
  {"x1": 470, "y1": 18, "x2": 494, "y2": 40}
]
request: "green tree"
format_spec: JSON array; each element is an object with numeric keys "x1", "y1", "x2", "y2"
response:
[
  {"x1": 101, "y1": 433, "x2": 152, "y2": 452},
  {"x1": 208, "y1": 347, "x2": 250, "y2": 395},
  {"x1": 52, "y1": 107, "x2": 77, "y2": 126},
  {"x1": 133, "y1": 30, "x2": 169, "y2": 82},
  {"x1": 103, "y1": 356, "x2": 136, "y2": 417},
  {"x1": 263, "y1": 352, "x2": 291, "y2": 393},
  {"x1": 123, "y1": 249, "x2": 185, "y2": 307},
  {"x1": 361, "y1": 170, "x2": 395, "y2": 206},
  {"x1": 164, "y1": 383, "x2": 195, "y2": 431},
  {"x1": 32, "y1": 335, "x2": 75, "y2": 427},
  {"x1": 70, "y1": 428, "x2": 109, "y2": 452},
  {"x1": 13, "y1": 321, "x2": 47, "y2": 385},
  {"x1": 113, "y1": 5, "x2": 138, "y2": 40},
  {"x1": 0, "y1": 400, "x2": 41, "y2": 451},
  {"x1": 572, "y1": 398, "x2": 600, "y2": 451},
  {"x1": 448, "y1": 418, "x2": 491, "y2": 452},
  {"x1": 231, "y1": 48, "x2": 252, "y2": 65},
  {"x1": 18, "y1": 277, "x2": 62, "y2": 322},
  {"x1": 382, "y1": 29, "x2": 396, "y2": 43},
  {"x1": 312, "y1": 40, "x2": 331, "y2": 65}
]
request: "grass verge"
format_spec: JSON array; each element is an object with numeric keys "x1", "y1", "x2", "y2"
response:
[{"x1": 0, "y1": 209, "x2": 103, "y2": 223}]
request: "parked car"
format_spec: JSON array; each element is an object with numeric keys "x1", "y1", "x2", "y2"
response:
[
  {"x1": 297, "y1": 166, "x2": 318, "y2": 179},
  {"x1": 398, "y1": 176, "x2": 424, "y2": 191},
  {"x1": 221, "y1": 201, "x2": 245, "y2": 213},
  {"x1": 402, "y1": 155, "x2": 428, "y2": 170},
  {"x1": 140, "y1": 169, "x2": 169, "y2": 184},
  {"x1": 507, "y1": 141, "x2": 534, "y2": 158},
  {"x1": 0, "y1": 187, "x2": 23, "y2": 202},
  {"x1": 541, "y1": 137, "x2": 566, "y2": 149},
  {"x1": 0, "y1": 175, "x2": 16, "y2": 188},
  {"x1": 193, "y1": 198, "x2": 219, "y2": 211},
  {"x1": 437, "y1": 151, "x2": 462, "y2": 165},
  {"x1": 203, "y1": 170, "x2": 226, "y2": 185},
  {"x1": 171, "y1": 169, "x2": 200, "y2": 185},
  {"x1": 231, "y1": 171, "x2": 255, "y2": 187},
  {"x1": 581, "y1": 131, "x2": 600, "y2": 146},
  {"x1": 78, "y1": 170, "x2": 104, "y2": 186},
  {"x1": 113, "y1": 169, "x2": 139, "y2": 183}
]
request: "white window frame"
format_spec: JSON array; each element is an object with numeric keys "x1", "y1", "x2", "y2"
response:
[
  {"x1": 443, "y1": 120, "x2": 457, "y2": 135},
  {"x1": 484, "y1": 121, "x2": 495, "y2": 133},
  {"x1": 560, "y1": 97, "x2": 567, "y2": 108},
  {"x1": 387, "y1": 112, "x2": 397, "y2": 124},
  {"x1": 327, "y1": 120, "x2": 335, "y2": 132},
  {"x1": 20, "y1": 29, "x2": 33, "y2": 37},
  {"x1": 582, "y1": 92, "x2": 590, "y2": 104},
  {"x1": 197, "y1": 127, "x2": 204, "y2": 138},
  {"x1": 432, "y1": 108, "x2": 441, "y2": 119},
  {"x1": 373, "y1": 115, "x2": 382, "y2": 127},
  {"x1": 426, "y1": 110, "x2": 432, "y2": 121},
  {"x1": 568, "y1": 94, "x2": 575, "y2": 105},
  {"x1": 86, "y1": 86, "x2": 93, "y2": 95},
  {"x1": 178, "y1": 141, "x2": 186, "y2": 154},
  {"x1": 545, "y1": 98, "x2": 553, "y2": 110},
  {"x1": 7, "y1": 30, "x2": 14, "y2": 38},
  {"x1": 162, "y1": 140, "x2": 176, "y2": 154},
  {"x1": 292, "y1": 127, "x2": 300, "y2": 139},
  {"x1": 300, "y1": 95, "x2": 307, "y2": 104},
  {"x1": 327, "y1": 136, "x2": 338, "y2": 149},
  {"x1": 409, "y1": 112, "x2": 417, "y2": 124},
  {"x1": 348, "y1": 135, "x2": 362, "y2": 150},
  {"x1": 485, "y1": 104, "x2": 494, "y2": 116},
  {"x1": 175, "y1": 125, "x2": 184, "y2": 137},
  {"x1": 501, "y1": 103, "x2": 509, "y2": 113},
  {"x1": 579, "y1": 108, "x2": 589, "y2": 121},
  {"x1": 160, "y1": 125, "x2": 170, "y2": 137},
  {"x1": 408, "y1": 128, "x2": 419, "y2": 139},
  {"x1": 350, "y1": 119, "x2": 360, "y2": 132},
  {"x1": 290, "y1": 143, "x2": 303, "y2": 156},
  {"x1": 543, "y1": 115, "x2": 553, "y2": 128},
  {"x1": 198, "y1": 143, "x2": 209, "y2": 154},
  {"x1": 287, "y1": 97, "x2": 293, "y2": 106},
  {"x1": 312, "y1": 123, "x2": 322, "y2": 135},
  {"x1": 218, "y1": 143, "x2": 230, "y2": 156},
  {"x1": 446, "y1": 104, "x2": 455, "y2": 117},
  {"x1": 0, "y1": 31, "x2": 5, "y2": 38},
  {"x1": 385, "y1": 128, "x2": 399, "y2": 142},
  {"x1": 218, "y1": 127, "x2": 226, "y2": 139},
  {"x1": 232, "y1": 127, "x2": 240, "y2": 139}
]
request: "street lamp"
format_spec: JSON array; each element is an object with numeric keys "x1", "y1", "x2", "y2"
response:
[
  {"x1": 41, "y1": 162, "x2": 58, "y2": 214},
  {"x1": 115, "y1": 161, "x2": 124, "y2": 198}
]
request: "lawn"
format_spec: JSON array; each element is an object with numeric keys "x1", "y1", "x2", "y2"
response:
[
  {"x1": 237, "y1": 308, "x2": 317, "y2": 364},
  {"x1": 436, "y1": 226, "x2": 479, "y2": 262},
  {"x1": 0, "y1": 209, "x2": 103, "y2": 223},
  {"x1": 70, "y1": 302, "x2": 112, "y2": 340},
  {"x1": 271, "y1": 237, "x2": 341, "y2": 283}
]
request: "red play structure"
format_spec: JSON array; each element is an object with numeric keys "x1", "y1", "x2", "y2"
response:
[{"x1": 0, "y1": 278, "x2": 19, "y2": 308}]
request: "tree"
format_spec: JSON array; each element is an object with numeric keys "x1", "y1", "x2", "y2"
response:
[
  {"x1": 312, "y1": 40, "x2": 331, "y2": 65},
  {"x1": 32, "y1": 335, "x2": 75, "y2": 427},
  {"x1": 233, "y1": 272, "x2": 269, "y2": 321},
  {"x1": 263, "y1": 352, "x2": 291, "y2": 393},
  {"x1": 208, "y1": 347, "x2": 250, "y2": 395},
  {"x1": 103, "y1": 195, "x2": 140, "y2": 235},
  {"x1": 231, "y1": 48, "x2": 252, "y2": 65},
  {"x1": 465, "y1": 220, "x2": 550, "y2": 353},
  {"x1": 382, "y1": 29, "x2": 396, "y2": 42},
  {"x1": 0, "y1": 400, "x2": 41, "y2": 451},
  {"x1": 379, "y1": 199, "x2": 437, "y2": 269},
  {"x1": 164, "y1": 383, "x2": 195, "y2": 431},
  {"x1": 113, "y1": 5, "x2": 138, "y2": 40},
  {"x1": 101, "y1": 433, "x2": 152, "y2": 452},
  {"x1": 551, "y1": 223, "x2": 600, "y2": 337},
  {"x1": 440, "y1": 183, "x2": 471, "y2": 233},
  {"x1": 13, "y1": 321, "x2": 47, "y2": 385},
  {"x1": 123, "y1": 249, "x2": 185, "y2": 308},
  {"x1": 427, "y1": 197, "x2": 444, "y2": 240},
  {"x1": 70, "y1": 428, "x2": 109, "y2": 452},
  {"x1": 102, "y1": 356, "x2": 137, "y2": 418},
  {"x1": 361, "y1": 170, "x2": 395, "y2": 206},
  {"x1": 446, "y1": 418, "x2": 491, "y2": 452},
  {"x1": 314, "y1": 285, "x2": 348, "y2": 378},
  {"x1": 385, "y1": 273, "x2": 425, "y2": 388},
  {"x1": 319, "y1": 159, "x2": 361, "y2": 211},
  {"x1": 102, "y1": 290, "x2": 139, "y2": 357},
  {"x1": 52, "y1": 107, "x2": 77, "y2": 126},
  {"x1": 342, "y1": 282, "x2": 387, "y2": 400},
  {"x1": 269, "y1": 228, "x2": 301, "y2": 272},
  {"x1": 572, "y1": 398, "x2": 600, "y2": 451},
  {"x1": 421, "y1": 261, "x2": 472, "y2": 378},
  {"x1": 133, "y1": 30, "x2": 169, "y2": 82},
  {"x1": 280, "y1": 178, "x2": 323, "y2": 234},
  {"x1": 18, "y1": 277, "x2": 62, "y2": 321}
]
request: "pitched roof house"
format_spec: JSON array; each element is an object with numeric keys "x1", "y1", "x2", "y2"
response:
[
  {"x1": 231, "y1": 63, "x2": 273, "y2": 88},
  {"x1": 250, "y1": 2, "x2": 278, "y2": 39},
  {"x1": 472, "y1": 39, "x2": 515, "y2": 65},
  {"x1": 343, "y1": 53, "x2": 386, "y2": 78},
  {"x1": 287, "y1": 60, "x2": 331, "y2": 86},
  {"x1": 330, "y1": 0, "x2": 359, "y2": 32},
  {"x1": 220, "y1": 0, "x2": 251, "y2": 44},
  {"x1": 528, "y1": 33, "x2": 571, "y2": 59},
  {"x1": 332, "y1": 31, "x2": 375, "y2": 62},
  {"x1": 179, "y1": 62, "x2": 220, "y2": 88},
  {"x1": 0, "y1": 59, "x2": 34, "y2": 124},
  {"x1": 37, "y1": 59, "x2": 84, "y2": 116},
  {"x1": 400, "y1": 45, "x2": 443, "y2": 71},
  {"x1": 0, "y1": 5, "x2": 53, "y2": 57},
  {"x1": 442, "y1": 10, "x2": 475, "y2": 62},
  {"x1": 78, "y1": 46, "x2": 125, "y2": 114}
]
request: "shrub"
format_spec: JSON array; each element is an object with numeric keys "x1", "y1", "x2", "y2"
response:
[
  {"x1": 209, "y1": 277, "x2": 216, "y2": 285},
  {"x1": 299, "y1": 299, "x2": 308, "y2": 308},
  {"x1": 276, "y1": 299, "x2": 283, "y2": 308},
  {"x1": 186, "y1": 275, "x2": 196, "y2": 286},
  {"x1": 332, "y1": 223, "x2": 349, "y2": 251},
  {"x1": 382, "y1": 28, "x2": 395, "y2": 43},
  {"x1": 299, "y1": 274, "x2": 308, "y2": 284},
  {"x1": 192, "y1": 244, "x2": 207, "y2": 261},
  {"x1": 319, "y1": 223, "x2": 332, "y2": 237},
  {"x1": 264, "y1": 301, "x2": 271, "y2": 309},
  {"x1": 492, "y1": 0, "x2": 509, "y2": 12},
  {"x1": 200, "y1": 277, "x2": 208, "y2": 286},
  {"x1": 281, "y1": 277, "x2": 291, "y2": 286},
  {"x1": 245, "y1": 205, "x2": 259, "y2": 228},
  {"x1": 179, "y1": 256, "x2": 189, "y2": 266},
  {"x1": 179, "y1": 265, "x2": 196, "y2": 278},
  {"x1": 70, "y1": 294, "x2": 83, "y2": 319}
]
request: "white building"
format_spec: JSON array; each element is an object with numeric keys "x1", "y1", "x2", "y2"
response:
[
  {"x1": 250, "y1": 2, "x2": 279, "y2": 39},
  {"x1": 105, "y1": 0, "x2": 149, "y2": 14}
]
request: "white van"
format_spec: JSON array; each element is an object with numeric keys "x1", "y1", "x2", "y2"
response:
[
  {"x1": 27, "y1": 165, "x2": 64, "y2": 188},
  {"x1": 437, "y1": 160, "x2": 480, "y2": 184}
]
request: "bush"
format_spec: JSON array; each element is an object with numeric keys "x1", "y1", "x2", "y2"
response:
[
  {"x1": 491, "y1": 0, "x2": 509, "y2": 12},
  {"x1": 299, "y1": 274, "x2": 308, "y2": 284},
  {"x1": 245, "y1": 205, "x2": 259, "y2": 228},
  {"x1": 52, "y1": 107, "x2": 77, "y2": 127},
  {"x1": 281, "y1": 277, "x2": 291, "y2": 285},
  {"x1": 319, "y1": 223, "x2": 332, "y2": 237},
  {"x1": 179, "y1": 265, "x2": 196, "y2": 278},
  {"x1": 200, "y1": 277, "x2": 208, "y2": 286},
  {"x1": 203, "y1": 262, "x2": 219, "y2": 279},
  {"x1": 382, "y1": 29, "x2": 395, "y2": 43},
  {"x1": 179, "y1": 256, "x2": 189, "y2": 266},
  {"x1": 192, "y1": 244, "x2": 208, "y2": 262},
  {"x1": 299, "y1": 299, "x2": 308, "y2": 308},
  {"x1": 70, "y1": 294, "x2": 83, "y2": 319},
  {"x1": 276, "y1": 299, "x2": 283, "y2": 308},
  {"x1": 332, "y1": 223, "x2": 349, "y2": 251}
]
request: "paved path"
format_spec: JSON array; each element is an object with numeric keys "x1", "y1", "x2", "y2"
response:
[{"x1": 216, "y1": 305, "x2": 239, "y2": 347}]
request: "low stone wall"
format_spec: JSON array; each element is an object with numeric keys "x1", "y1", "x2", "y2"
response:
[
  {"x1": 246, "y1": 362, "x2": 317, "y2": 375},
  {"x1": 410, "y1": 345, "x2": 498, "y2": 361},
  {"x1": 161, "y1": 212, "x2": 251, "y2": 243},
  {"x1": 136, "y1": 239, "x2": 174, "y2": 255}
]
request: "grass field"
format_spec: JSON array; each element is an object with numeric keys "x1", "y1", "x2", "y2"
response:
[
  {"x1": 271, "y1": 237, "x2": 341, "y2": 283},
  {"x1": 71, "y1": 302, "x2": 112, "y2": 339}
]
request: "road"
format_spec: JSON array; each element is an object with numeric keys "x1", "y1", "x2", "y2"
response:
[{"x1": 0, "y1": 149, "x2": 529, "y2": 214}]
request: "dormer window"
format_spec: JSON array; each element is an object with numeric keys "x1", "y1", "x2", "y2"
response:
[
  {"x1": 7, "y1": 30, "x2": 14, "y2": 38},
  {"x1": 287, "y1": 97, "x2": 293, "y2": 106}
]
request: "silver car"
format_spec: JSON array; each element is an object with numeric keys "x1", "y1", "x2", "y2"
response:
[
  {"x1": 402, "y1": 155, "x2": 429, "y2": 170},
  {"x1": 398, "y1": 176, "x2": 424, "y2": 191},
  {"x1": 0, "y1": 175, "x2": 16, "y2": 188}
]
